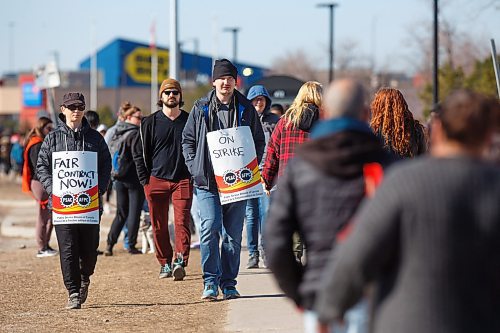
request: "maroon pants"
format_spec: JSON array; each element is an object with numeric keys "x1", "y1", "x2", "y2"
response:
[{"x1": 144, "y1": 176, "x2": 193, "y2": 266}]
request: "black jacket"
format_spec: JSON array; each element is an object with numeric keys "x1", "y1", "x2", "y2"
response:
[
  {"x1": 265, "y1": 118, "x2": 394, "y2": 310},
  {"x1": 112, "y1": 121, "x2": 140, "y2": 185},
  {"x1": 36, "y1": 114, "x2": 112, "y2": 208},
  {"x1": 181, "y1": 89, "x2": 265, "y2": 191},
  {"x1": 133, "y1": 110, "x2": 188, "y2": 186}
]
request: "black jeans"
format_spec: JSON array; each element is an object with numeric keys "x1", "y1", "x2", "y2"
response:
[
  {"x1": 55, "y1": 224, "x2": 100, "y2": 295},
  {"x1": 107, "y1": 181, "x2": 145, "y2": 249}
]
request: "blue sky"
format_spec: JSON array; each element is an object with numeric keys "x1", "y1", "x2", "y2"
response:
[{"x1": 1, "y1": 0, "x2": 499, "y2": 76}]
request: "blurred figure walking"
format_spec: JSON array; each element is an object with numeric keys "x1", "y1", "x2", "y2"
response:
[
  {"x1": 104, "y1": 104, "x2": 144, "y2": 255},
  {"x1": 22, "y1": 117, "x2": 57, "y2": 257},
  {"x1": 266, "y1": 79, "x2": 393, "y2": 333},
  {"x1": 370, "y1": 88, "x2": 427, "y2": 159},
  {"x1": 262, "y1": 81, "x2": 323, "y2": 264},
  {"x1": 316, "y1": 90, "x2": 500, "y2": 333},
  {"x1": 244, "y1": 85, "x2": 279, "y2": 269}
]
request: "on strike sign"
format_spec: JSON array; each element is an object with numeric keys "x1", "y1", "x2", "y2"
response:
[
  {"x1": 52, "y1": 151, "x2": 99, "y2": 224},
  {"x1": 207, "y1": 126, "x2": 263, "y2": 205}
]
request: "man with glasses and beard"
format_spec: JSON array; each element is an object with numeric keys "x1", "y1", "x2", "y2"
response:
[{"x1": 133, "y1": 78, "x2": 193, "y2": 282}]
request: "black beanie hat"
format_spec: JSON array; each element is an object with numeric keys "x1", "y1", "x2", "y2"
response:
[{"x1": 212, "y1": 59, "x2": 238, "y2": 81}]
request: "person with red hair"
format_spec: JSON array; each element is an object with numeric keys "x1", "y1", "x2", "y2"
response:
[{"x1": 370, "y1": 88, "x2": 427, "y2": 158}]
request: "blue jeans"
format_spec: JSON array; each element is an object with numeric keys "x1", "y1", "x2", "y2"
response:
[
  {"x1": 245, "y1": 194, "x2": 270, "y2": 255},
  {"x1": 196, "y1": 188, "x2": 246, "y2": 289}
]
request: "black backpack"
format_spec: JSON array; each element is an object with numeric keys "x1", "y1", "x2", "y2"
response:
[{"x1": 109, "y1": 129, "x2": 135, "y2": 180}]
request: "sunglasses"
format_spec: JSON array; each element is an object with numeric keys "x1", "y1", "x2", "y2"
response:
[
  {"x1": 131, "y1": 115, "x2": 142, "y2": 120},
  {"x1": 66, "y1": 105, "x2": 85, "y2": 111},
  {"x1": 163, "y1": 90, "x2": 180, "y2": 96}
]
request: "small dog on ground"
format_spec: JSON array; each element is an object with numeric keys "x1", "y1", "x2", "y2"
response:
[{"x1": 140, "y1": 211, "x2": 155, "y2": 254}]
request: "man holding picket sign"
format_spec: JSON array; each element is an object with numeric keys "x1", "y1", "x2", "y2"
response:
[
  {"x1": 37, "y1": 92, "x2": 111, "y2": 309},
  {"x1": 182, "y1": 59, "x2": 265, "y2": 300}
]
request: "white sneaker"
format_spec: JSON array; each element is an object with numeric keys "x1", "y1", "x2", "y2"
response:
[
  {"x1": 36, "y1": 248, "x2": 58, "y2": 258},
  {"x1": 45, "y1": 247, "x2": 58, "y2": 256}
]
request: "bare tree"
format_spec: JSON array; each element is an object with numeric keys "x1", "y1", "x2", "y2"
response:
[
  {"x1": 269, "y1": 50, "x2": 320, "y2": 82},
  {"x1": 403, "y1": 0, "x2": 491, "y2": 79}
]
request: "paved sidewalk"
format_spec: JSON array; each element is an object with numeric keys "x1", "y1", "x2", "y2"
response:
[{"x1": 225, "y1": 250, "x2": 303, "y2": 332}]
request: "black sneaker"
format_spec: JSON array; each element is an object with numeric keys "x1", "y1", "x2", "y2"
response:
[
  {"x1": 246, "y1": 253, "x2": 259, "y2": 269},
  {"x1": 80, "y1": 279, "x2": 90, "y2": 304},
  {"x1": 172, "y1": 253, "x2": 186, "y2": 281},
  {"x1": 66, "y1": 293, "x2": 81, "y2": 309},
  {"x1": 128, "y1": 247, "x2": 142, "y2": 255},
  {"x1": 159, "y1": 264, "x2": 172, "y2": 279},
  {"x1": 104, "y1": 245, "x2": 113, "y2": 256}
]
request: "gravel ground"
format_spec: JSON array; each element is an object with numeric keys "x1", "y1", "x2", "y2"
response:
[{"x1": 0, "y1": 177, "x2": 226, "y2": 333}]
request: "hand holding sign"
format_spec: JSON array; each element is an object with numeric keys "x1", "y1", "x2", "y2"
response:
[{"x1": 207, "y1": 126, "x2": 263, "y2": 204}]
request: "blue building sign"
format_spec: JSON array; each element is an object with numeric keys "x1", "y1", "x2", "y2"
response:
[
  {"x1": 22, "y1": 82, "x2": 43, "y2": 107},
  {"x1": 80, "y1": 38, "x2": 267, "y2": 88}
]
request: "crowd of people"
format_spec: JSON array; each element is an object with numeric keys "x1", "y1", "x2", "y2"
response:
[{"x1": 8, "y1": 57, "x2": 500, "y2": 332}]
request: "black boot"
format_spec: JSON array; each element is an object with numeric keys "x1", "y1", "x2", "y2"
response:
[{"x1": 104, "y1": 244, "x2": 113, "y2": 256}]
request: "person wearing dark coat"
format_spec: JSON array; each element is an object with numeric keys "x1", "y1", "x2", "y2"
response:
[
  {"x1": 37, "y1": 92, "x2": 111, "y2": 310},
  {"x1": 315, "y1": 89, "x2": 500, "y2": 333},
  {"x1": 265, "y1": 79, "x2": 394, "y2": 333},
  {"x1": 104, "y1": 105, "x2": 144, "y2": 256}
]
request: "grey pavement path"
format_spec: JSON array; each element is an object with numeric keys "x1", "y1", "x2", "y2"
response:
[
  {"x1": 225, "y1": 250, "x2": 303, "y2": 332},
  {"x1": 0, "y1": 198, "x2": 303, "y2": 332}
]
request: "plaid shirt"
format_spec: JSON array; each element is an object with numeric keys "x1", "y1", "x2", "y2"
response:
[{"x1": 262, "y1": 118, "x2": 311, "y2": 190}]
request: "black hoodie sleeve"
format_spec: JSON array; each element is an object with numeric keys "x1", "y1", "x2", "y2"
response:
[
  {"x1": 133, "y1": 121, "x2": 150, "y2": 186},
  {"x1": 97, "y1": 134, "x2": 112, "y2": 195},
  {"x1": 248, "y1": 105, "x2": 265, "y2": 164},
  {"x1": 36, "y1": 134, "x2": 54, "y2": 195}
]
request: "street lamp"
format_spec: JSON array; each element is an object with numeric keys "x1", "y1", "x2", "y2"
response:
[
  {"x1": 317, "y1": 3, "x2": 338, "y2": 83},
  {"x1": 432, "y1": 0, "x2": 439, "y2": 108},
  {"x1": 223, "y1": 27, "x2": 240, "y2": 63}
]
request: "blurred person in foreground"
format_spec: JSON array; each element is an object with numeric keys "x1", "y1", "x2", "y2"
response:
[
  {"x1": 315, "y1": 89, "x2": 500, "y2": 333},
  {"x1": 37, "y1": 92, "x2": 111, "y2": 309},
  {"x1": 262, "y1": 81, "x2": 323, "y2": 264},
  {"x1": 265, "y1": 79, "x2": 394, "y2": 333},
  {"x1": 370, "y1": 88, "x2": 427, "y2": 159},
  {"x1": 22, "y1": 117, "x2": 57, "y2": 258}
]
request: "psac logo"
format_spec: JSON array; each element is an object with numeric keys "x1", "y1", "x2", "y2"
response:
[
  {"x1": 59, "y1": 192, "x2": 92, "y2": 208},
  {"x1": 223, "y1": 170, "x2": 238, "y2": 186},
  {"x1": 222, "y1": 168, "x2": 254, "y2": 186},
  {"x1": 60, "y1": 193, "x2": 74, "y2": 208}
]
